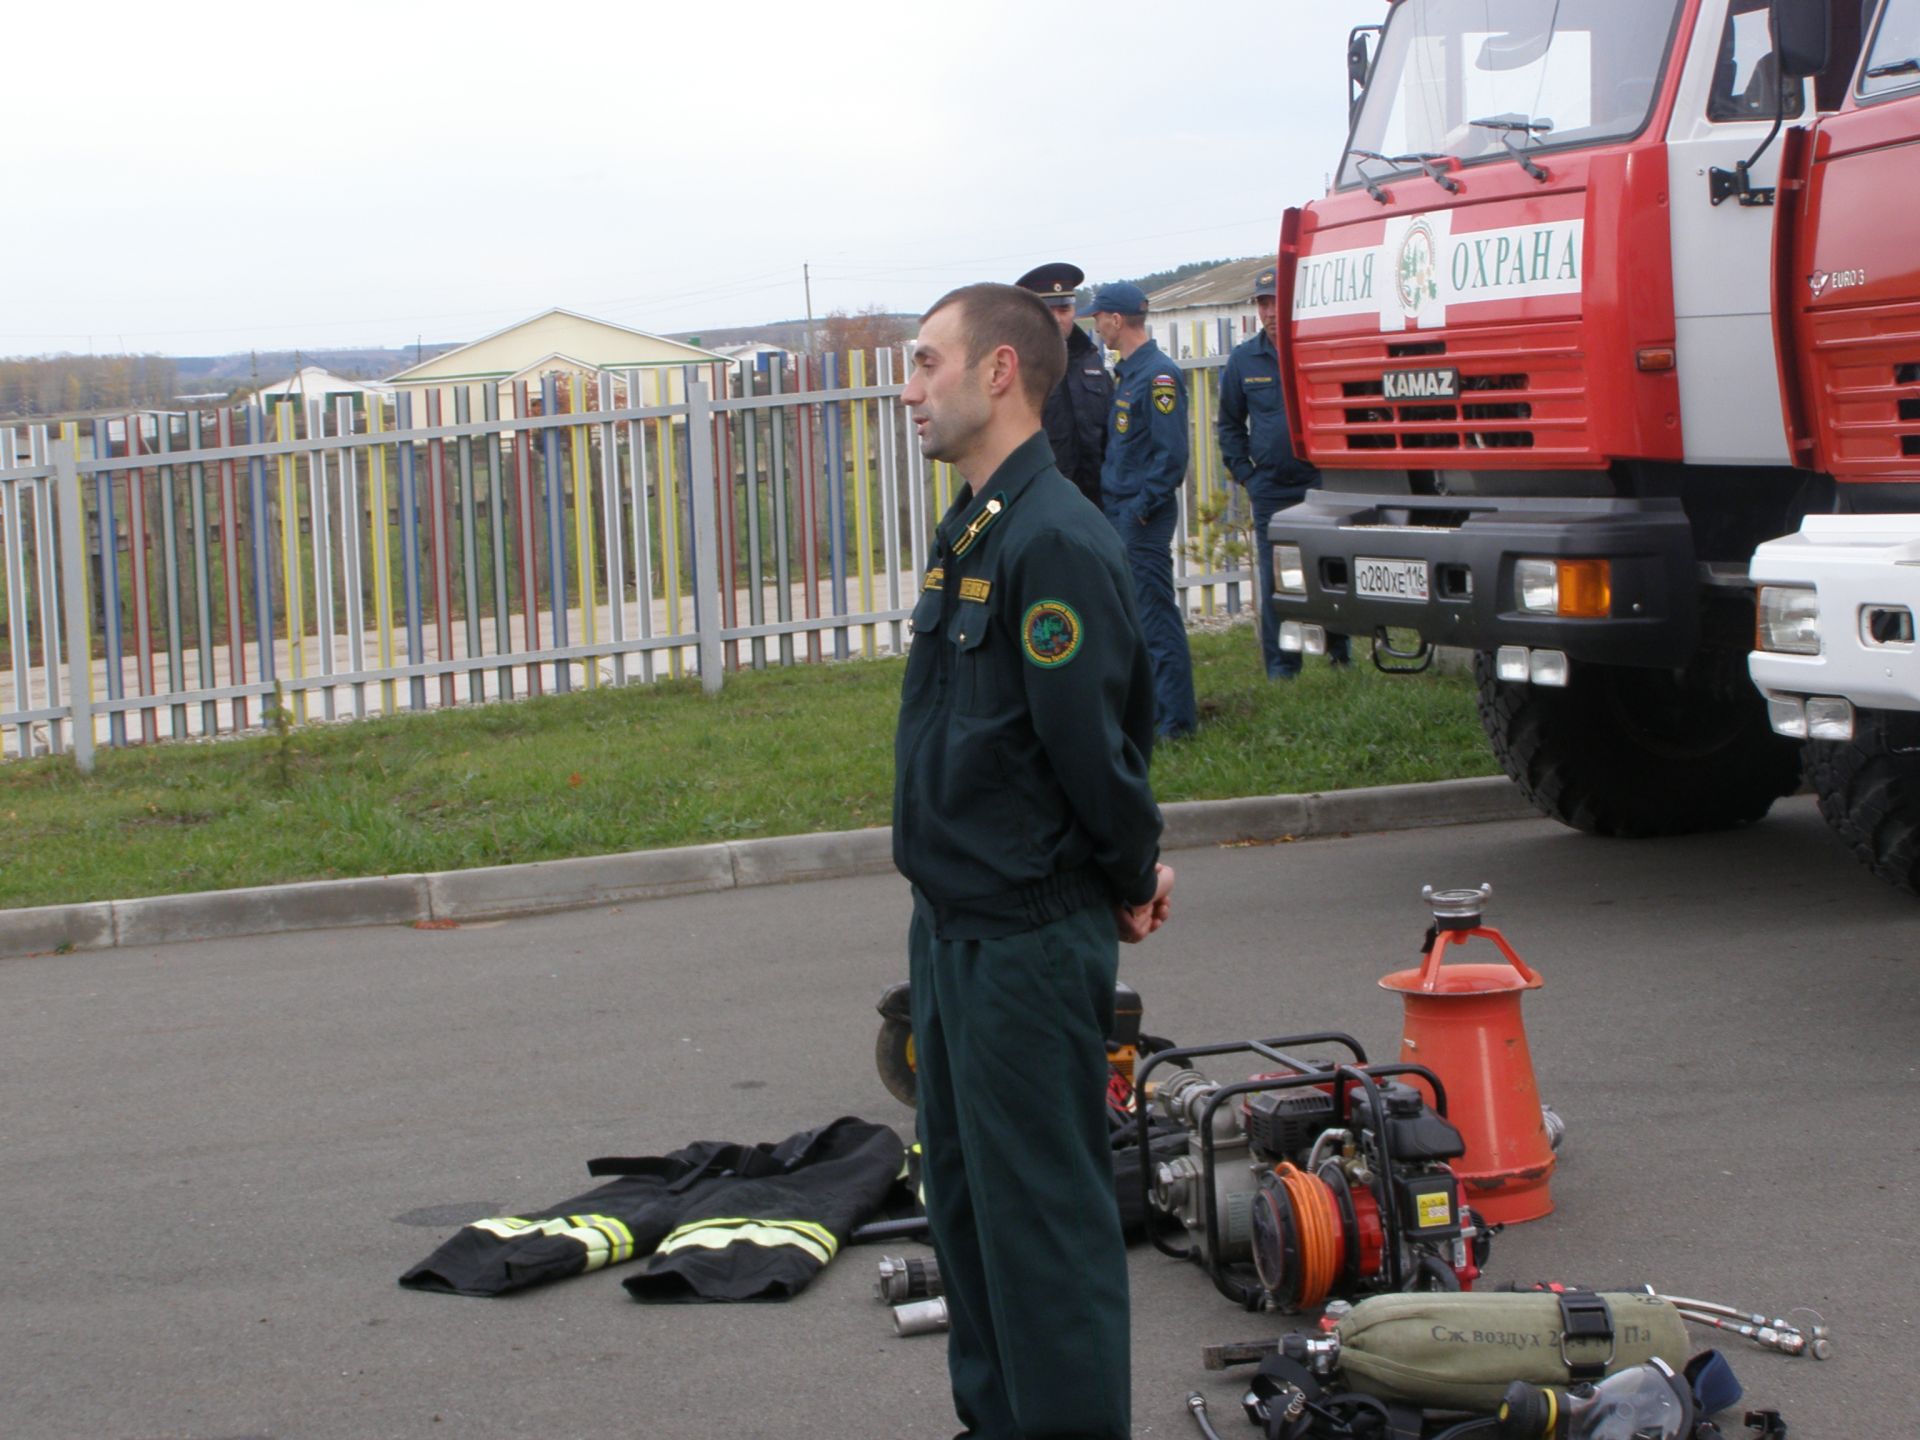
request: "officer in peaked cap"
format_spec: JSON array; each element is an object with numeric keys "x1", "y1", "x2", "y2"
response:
[
  {"x1": 1216, "y1": 264, "x2": 1349, "y2": 677},
  {"x1": 1081, "y1": 279, "x2": 1199, "y2": 740},
  {"x1": 1015, "y1": 262, "x2": 1113, "y2": 509}
]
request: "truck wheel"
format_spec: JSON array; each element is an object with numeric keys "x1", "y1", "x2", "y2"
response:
[
  {"x1": 1806, "y1": 710, "x2": 1920, "y2": 894},
  {"x1": 1473, "y1": 649, "x2": 1802, "y2": 837}
]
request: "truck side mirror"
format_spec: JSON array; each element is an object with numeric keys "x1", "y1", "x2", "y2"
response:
[
  {"x1": 1347, "y1": 24, "x2": 1382, "y2": 121},
  {"x1": 1772, "y1": 0, "x2": 1830, "y2": 78},
  {"x1": 1347, "y1": 28, "x2": 1374, "y2": 90}
]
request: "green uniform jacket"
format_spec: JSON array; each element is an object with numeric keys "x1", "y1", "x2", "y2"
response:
[{"x1": 893, "y1": 431, "x2": 1163, "y2": 940}]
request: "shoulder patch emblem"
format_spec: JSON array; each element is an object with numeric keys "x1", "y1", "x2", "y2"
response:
[
  {"x1": 1115, "y1": 406, "x2": 1130, "y2": 435},
  {"x1": 1152, "y1": 376, "x2": 1179, "y2": 415},
  {"x1": 1022, "y1": 600, "x2": 1084, "y2": 668}
]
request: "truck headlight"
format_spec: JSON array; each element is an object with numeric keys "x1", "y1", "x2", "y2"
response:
[
  {"x1": 1274, "y1": 544, "x2": 1306, "y2": 596},
  {"x1": 1515, "y1": 558, "x2": 1611, "y2": 617},
  {"x1": 1755, "y1": 585, "x2": 1820, "y2": 655}
]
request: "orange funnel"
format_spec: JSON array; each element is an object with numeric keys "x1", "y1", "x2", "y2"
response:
[{"x1": 1380, "y1": 885, "x2": 1555, "y2": 1225}]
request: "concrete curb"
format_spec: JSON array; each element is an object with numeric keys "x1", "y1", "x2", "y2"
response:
[{"x1": 0, "y1": 775, "x2": 1530, "y2": 961}]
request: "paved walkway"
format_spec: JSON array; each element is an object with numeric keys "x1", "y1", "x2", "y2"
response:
[{"x1": 3, "y1": 793, "x2": 1904, "y2": 1438}]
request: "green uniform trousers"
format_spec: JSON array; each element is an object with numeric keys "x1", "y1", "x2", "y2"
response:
[{"x1": 909, "y1": 903, "x2": 1131, "y2": 1440}]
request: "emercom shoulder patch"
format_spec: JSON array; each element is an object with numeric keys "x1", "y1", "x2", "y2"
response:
[
  {"x1": 1022, "y1": 599, "x2": 1084, "y2": 668},
  {"x1": 1152, "y1": 375, "x2": 1178, "y2": 415}
]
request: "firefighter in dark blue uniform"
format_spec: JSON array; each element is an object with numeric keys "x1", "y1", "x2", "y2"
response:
[
  {"x1": 1216, "y1": 266, "x2": 1350, "y2": 676},
  {"x1": 1083, "y1": 280, "x2": 1199, "y2": 739},
  {"x1": 895, "y1": 282, "x2": 1175, "y2": 1440},
  {"x1": 1015, "y1": 261, "x2": 1112, "y2": 509}
]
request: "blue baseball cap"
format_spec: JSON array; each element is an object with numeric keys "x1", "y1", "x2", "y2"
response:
[
  {"x1": 1076, "y1": 281, "x2": 1148, "y2": 318},
  {"x1": 1251, "y1": 267, "x2": 1278, "y2": 299}
]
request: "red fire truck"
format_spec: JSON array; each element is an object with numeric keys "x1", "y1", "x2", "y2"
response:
[{"x1": 1273, "y1": 0, "x2": 1919, "y2": 843}]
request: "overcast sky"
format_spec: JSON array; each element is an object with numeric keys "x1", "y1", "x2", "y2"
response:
[{"x1": 3, "y1": 1, "x2": 1374, "y2": 356}]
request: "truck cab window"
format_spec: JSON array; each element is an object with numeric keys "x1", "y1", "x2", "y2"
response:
[
  {"x1": 1707, "y1": 0, "x2": 1808, "y2": 120},
  {"x1": 1337, "y1": 0, "x2": 1684, "y2": 189},
  {"x1": 1860, "y1": 0, "x2": 1920, "y2": 98}
]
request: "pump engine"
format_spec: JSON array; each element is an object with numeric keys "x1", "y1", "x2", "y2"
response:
[{"x1": 1139, "y1": 1034, "x2": 1492, "y2": 1310}]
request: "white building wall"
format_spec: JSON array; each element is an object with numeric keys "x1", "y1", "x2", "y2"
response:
[{"x1": 1146, "y1": 303, "x2": 1261, "y2": 359}]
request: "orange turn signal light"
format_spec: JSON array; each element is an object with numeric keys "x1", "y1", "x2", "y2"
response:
[
  {"x1": 1636, "y1": 347, "x2": 1676, "y2": 372},
  {"x1": 1557, "y1": 559, "x2": 1612, "y2": 618}
]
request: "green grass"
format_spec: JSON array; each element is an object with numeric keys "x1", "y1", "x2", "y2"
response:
[{"x1": 0, "y1": 626, "x2": 1498, "y2": 909}]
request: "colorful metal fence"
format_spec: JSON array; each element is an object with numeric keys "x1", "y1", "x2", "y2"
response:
[{"x1": 0, "y1": 352, "x2": 1249, "y2": 764}]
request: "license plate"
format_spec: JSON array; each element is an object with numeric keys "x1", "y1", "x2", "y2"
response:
[
  {"x1": 1382, "y1": 367, "x2": 1460, "y2": 402},
  {"x1": 1354, "y1": 557, "x2": 1430, "y2": 602}
]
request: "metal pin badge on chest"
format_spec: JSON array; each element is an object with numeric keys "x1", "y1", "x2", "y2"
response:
[{"x1": 953, "y1": 497, "x2": 1004, "y2": 556}]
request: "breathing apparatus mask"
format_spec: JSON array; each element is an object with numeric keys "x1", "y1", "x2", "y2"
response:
[{"x1": 1496, "y1": 1357, "x2": 1696, "y2": 1439}]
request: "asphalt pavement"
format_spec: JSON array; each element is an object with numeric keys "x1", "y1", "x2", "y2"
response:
[{"x1": 2, "y1": 793, "x2": 1913, "y2": 1439}]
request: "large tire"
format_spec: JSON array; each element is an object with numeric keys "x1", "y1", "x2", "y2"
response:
[
  {"x1": 1806, "y1": 710, "x2": 1920, "y2": 894},
  {"x1": 1473, "y1": 648, "x2": 1803, "y2": 837}
]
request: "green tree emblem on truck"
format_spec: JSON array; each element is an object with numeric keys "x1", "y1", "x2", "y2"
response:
[{"x1": 1396, "y1": 218, "x2": 1441, "y2": 314}]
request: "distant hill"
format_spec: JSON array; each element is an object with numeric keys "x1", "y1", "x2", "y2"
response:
[
  {"x1": 4, "y1": 259, "x2": 1255, "y2": 420},
  {"x1": 172, "y1": 346, "x2": 460, "y2": 385},
  {"x1": 663, "y1": 263, "x2": 1250, "y2": 350}
]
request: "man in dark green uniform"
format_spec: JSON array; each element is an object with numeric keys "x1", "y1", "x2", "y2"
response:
[{"x1": 895, "y1": 282, "x2": 1176, "y2": 1440}]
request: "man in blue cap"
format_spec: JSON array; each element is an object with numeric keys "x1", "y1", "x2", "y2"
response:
[
  {"x1": 1015, "y1": 261, "x2": 1112, "y2": 509},
  {"x1": 1082, "y1": 280, "x2": 1198, "y2": 739},
  {"x1": 1216, "y1": 266, "x2": 1350, "y2": 677}
]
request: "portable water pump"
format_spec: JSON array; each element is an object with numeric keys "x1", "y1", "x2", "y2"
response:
[{"x1": 1137, "y1": 1033, "x2": 1492, "y2": 1310}]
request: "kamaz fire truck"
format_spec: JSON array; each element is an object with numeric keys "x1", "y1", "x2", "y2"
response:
[{"x1": 1272, "y1": 0, "x2": 1920, "y2": 855}]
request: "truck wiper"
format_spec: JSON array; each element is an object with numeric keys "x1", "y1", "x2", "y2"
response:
[
  {"x1": 1469, "y1": 112, "x2": 1555, "y2": 135},
  {"x1": 1345, "y1": 149, "x2": 1395, "y2": 204},
  {"x1": 1469, "y1": 114, "x2": 1554, "y2": 183},
  {"x1": 1390, "y1": 151, "x2": 1462, "y2": 194},
  {"x1": 1865, "y1": 56, "x2": 1920, "y2": 77}
]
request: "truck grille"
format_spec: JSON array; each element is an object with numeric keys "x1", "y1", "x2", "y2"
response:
[
  {"x1": 1339, "y1": 373, "x2": 1535, "y2": 450},
  {"x1": 1804, "y1": 303, "x2": 1920, "y2": 473},
  {"x1": 1296, "y1": 320, "x2": 1591, "y2": 462}
]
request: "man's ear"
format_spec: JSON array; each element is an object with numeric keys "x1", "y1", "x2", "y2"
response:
[{"x1": 985, "y1": 344, "x2": 1021, "y2": 399}]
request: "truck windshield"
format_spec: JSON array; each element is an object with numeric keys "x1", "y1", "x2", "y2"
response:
[{"x1": 1338, "y1": 0, "x2": 1686, "y2": 189}]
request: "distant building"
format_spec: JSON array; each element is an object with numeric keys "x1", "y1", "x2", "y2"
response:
[
  {"x1": 385, "y1": 308, "x2": 731, "y2": 414},
  {"x1": 1145, "y1": 256, "x2": 1273, "y2": 359},
  {"x1": 711, "y1": 341, "x2": 792, "y2": 369},
  {"x1": 246, "y1": 364, "x2": 392, "y2": 415}
]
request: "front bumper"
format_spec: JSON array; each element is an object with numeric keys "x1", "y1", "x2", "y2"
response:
[
  {"x1": 1266, "y1": 491, "x2": 1698, "y2": 667},
  {"x1": 1748, "y1": 516, "x2": 1920, "y2": 716}
]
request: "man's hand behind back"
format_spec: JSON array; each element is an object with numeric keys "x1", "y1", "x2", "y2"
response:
[{"x1": 1115, "y1": 862, "x2": 1175, "y2": 943}]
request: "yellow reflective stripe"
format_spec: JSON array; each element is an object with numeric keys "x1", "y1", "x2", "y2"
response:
[
  {"x1": 466, "y1": 1213, "x2": 635, "y2": 1269},
  {"x1": 655, "y1": 1218, "x2": 837, "y2": 1266},
  {"x1": 571, "y1": 1214, "x2": 636, "y2": 1267},
  {"x1": 469, "y1": 1216, "x2": 534, "y2": 1238}
]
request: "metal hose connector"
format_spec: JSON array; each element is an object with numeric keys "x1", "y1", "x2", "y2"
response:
[
  {"x1": 893, "y1": 1296, "x2": 949, "y2": 1336},
  {"x1": 876, "y1": 1254, "x2": 942, "y2": 1303}
]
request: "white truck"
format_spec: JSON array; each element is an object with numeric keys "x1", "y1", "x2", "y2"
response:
[{"x1": 1749, "y1": 519, "x2": 1920, "y2": 891}]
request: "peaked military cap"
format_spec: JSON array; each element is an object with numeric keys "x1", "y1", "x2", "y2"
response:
[{"x1": 1015, "y1": 261, "x2": 1086, "y2": 305}]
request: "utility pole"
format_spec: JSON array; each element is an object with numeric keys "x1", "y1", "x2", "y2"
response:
[{"x1": 804, "y1": 263, "x2": 817, "y2": 356}]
